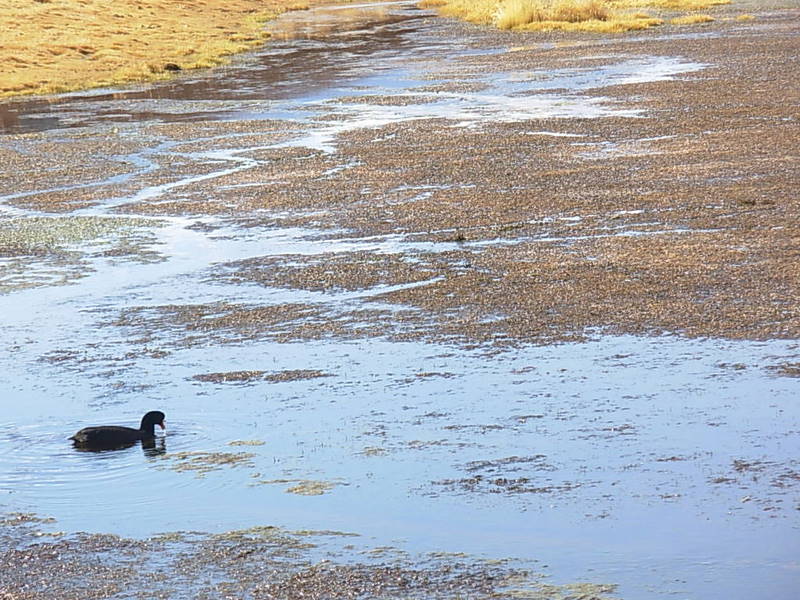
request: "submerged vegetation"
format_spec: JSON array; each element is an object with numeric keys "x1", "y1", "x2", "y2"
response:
[
  {"x1": 419, "y1": 0, "x2": 731, "y2": 32},
  {"x1": 0, "y1": 511, "x2": 621, "y2": 600}
]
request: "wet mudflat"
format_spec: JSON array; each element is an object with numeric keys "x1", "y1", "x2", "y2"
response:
[{"x1": 1, "y1": 1, "x2": 799, "y2": 598}]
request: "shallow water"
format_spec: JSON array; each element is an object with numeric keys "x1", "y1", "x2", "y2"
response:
[
  {"x1": 2, "y1": 329, "x2": 800, "y2": 598},
  {"x1": 1, "y1": 2, "x2": 799, "y2": 599}
]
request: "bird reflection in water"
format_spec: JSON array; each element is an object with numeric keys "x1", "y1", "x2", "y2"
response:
[
  {"x1": 71, "y1": 437, "x2": 166, "y2": 456},
  {"x1": 142, "y1": 436, "x2": 166, "y2": 457}
]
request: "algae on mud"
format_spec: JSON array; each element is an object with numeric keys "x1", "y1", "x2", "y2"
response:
[
  {"x1": 161, "y1": 450, "x2": 256, "y2": 476},
  {"x1": 2, "y1": 511, "x2": 623, "y2": 600},
  {"x1": 0, "y1": 216, "x2": 164, "y2": 293},
  {"x1": 0, "y1": 216, "x2": 160, "y2": 254},
  {"x1": 285, "y1": 480, "x2": 339, "y2": 495},
  {"x1": 193, "y1": 368, "x2": 333, "y2": 384}
]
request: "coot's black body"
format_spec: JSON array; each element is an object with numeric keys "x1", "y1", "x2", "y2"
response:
[{"x1": 70, "y1": 411, "x2": 165, "y2": 449}]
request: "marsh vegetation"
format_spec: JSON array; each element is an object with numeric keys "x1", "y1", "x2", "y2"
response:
[{"x1": 420, "y1": 0, "x2": 730, "y2": 31}]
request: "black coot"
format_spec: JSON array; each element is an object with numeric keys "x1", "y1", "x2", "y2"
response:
[{"x1": 70, "y1": 411, "x2": 166, "y2": 449}]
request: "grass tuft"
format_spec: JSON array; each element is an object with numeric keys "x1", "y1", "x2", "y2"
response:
[
  {"x1": 611, "y1": 0, "x2": 729, "y2": 8},
  {"x1": 422, "y1": 0, "x2": 730, "y2": 32},
  {"x1": 670, "y1": 13, "x2": 713, "y2": 23},
  {"x1": 497, "y1": 0, "x2": 610, "y2": 29}
]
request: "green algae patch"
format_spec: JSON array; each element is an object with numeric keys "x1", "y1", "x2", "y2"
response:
[
  {"x1": 251, "y1": 478, "x2": 343, "y2": 495},
  {"x1": 228, "y1": 439, "x2": 267, "y2": 447},
  {"x1": 286, "y1": 480, "x2": 337, "y2": 496},
  {"x1": 0, "y1": 216, "x2": 164, "y2": 293},
  {"x1": 0, "y1": 216, "x2": 160, "y2": 255},
  {"x1": 767, "y1": 362, "x2": 800, "y2": 377},
  {"x1": 161, "y1": 451, "x2": 256, "y2": 477},
  {"x1": 291, "y1": 529, "x2": 361, "y2": 538},
  {"x1": 1, "y1": 511, "x2": 619, "y2": 600},
  {"x1": 193, "y1": 370, "x2": 268, "y2": 384},
  {"x1": 359, "y1": 446, "x2": 388, "y2": 457},
  {"x1": 0, "y1": 513, "x2": 56, "y2": 526},
  {"x1": 147, "y1": 531, "x2": 188, "y2": 543},
  {"x1": 265, "y1": 369, "x2": 332, "y2": 382},
  {"x1": 502, "y1": 580, "x2": 619, "y2": 599},
  {"x1": 213, "y1": 525, "x2": 308, "y2": 544}
]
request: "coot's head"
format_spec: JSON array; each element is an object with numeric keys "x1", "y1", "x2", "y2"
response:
[{"x1": 140, "y1": 411, "x2": 166, "y2": 433}]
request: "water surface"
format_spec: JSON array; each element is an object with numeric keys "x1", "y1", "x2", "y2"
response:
[{"x1": 1, "y1": 3, "x2": 798, "y2": 599}]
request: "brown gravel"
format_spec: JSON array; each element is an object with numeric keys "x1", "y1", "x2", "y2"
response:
[
  {"x1": 0, "y1": 515, "x2": 618, "y2": 600},
  {"x1": 3, "y1": 4, "x2": 798, "y2": 348}
]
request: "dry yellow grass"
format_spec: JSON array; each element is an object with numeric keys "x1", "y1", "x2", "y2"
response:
[
  {"x1": 0, "y1": 0, "x2": 339, "y2": 98},
  {"x1": 0, "y1": 0, "x2": 735, "y2": 99},
  {"x1": 496, "y1": 0, "x2": 609, "y2": 29},
  {"x1": 423, "y1": 0, "x2": 730, "y2": 32},
  {"x1": 617, "y1": 0, "x2": 728, "y2": 8},
  {"x1": 517, "y1": 14, "x2": 663, "y2": 31},
  {"x1": 670, "y1": 13, "x2": 714, "y2": 23}
]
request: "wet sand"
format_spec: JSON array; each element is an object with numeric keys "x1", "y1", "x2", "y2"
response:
[{"x1": 1, "y1": 1, "x2": 799, "y2": 598}]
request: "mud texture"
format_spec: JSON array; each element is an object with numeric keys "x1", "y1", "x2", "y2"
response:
[
  {"x1": 0, "y1": 514, "x2": 618, "y2": 600},
  {"x1": 4, "y1": 6, "x2": 797, "y2": 346}
]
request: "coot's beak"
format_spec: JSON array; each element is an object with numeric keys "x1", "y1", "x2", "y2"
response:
[{"x1": 159, "y1": 421, "x2": 166, "y2": 430}]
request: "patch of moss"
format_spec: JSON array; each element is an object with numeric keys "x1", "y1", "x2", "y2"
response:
[
  {"x1": 162, "y1": 451, "x2": 256, "y2": 476},
  {"x1": 360, "y1": 446, "x2": 388, "y2": 456},
  {"x1": 0, "y1": 216, "x2": 159, "y2": 255},
  {"x1": 192, "y1": 370, "x2": 267, "y2": 384},
  {"x1": 0, "y1": 513, "x2": 56, "y2": 526},
  {"x1": 767, "y1": 362, "x2": 800, "y2": 377},
  {"x1": 228, "y1": 440, "x2": 267, "y2": 446},
  {"x1": 286, "y1": 480, "x2": 336, "y2": 496},
  {"x1": 265, "y1": 369, "x2": 332, "y2": 382},
  {"x1": 251, "y1": 478, "x2": 342, "y2": 495}
]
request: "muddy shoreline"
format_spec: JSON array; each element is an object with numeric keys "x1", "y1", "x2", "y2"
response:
[
  {"x1": 3, "y1": 7, "x2": 798, "y2": 344},
  {"x1": 1, "y1": 2, "x2": 799, "y2": 598},
  {"x1": 2, "y1": 513, "x2": 621, "y2": 600}
]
